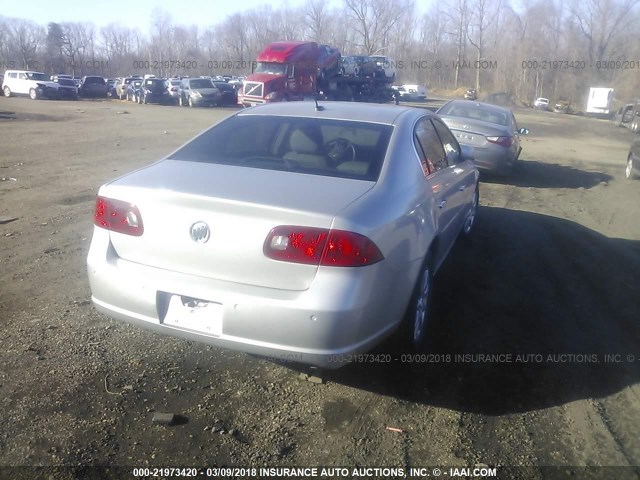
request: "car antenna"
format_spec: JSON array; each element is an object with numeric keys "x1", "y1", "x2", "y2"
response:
[{"x1": 314, "y1": 94, "x2": 325, "y2": 111}]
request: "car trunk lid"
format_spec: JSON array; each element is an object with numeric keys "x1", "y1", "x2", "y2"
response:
[
  {"x1": 441, "y1": 118, "x2": 510, "y2": 147},
  {"x1": 101, "y1": 160, "x2": 375, "y2": 291}
]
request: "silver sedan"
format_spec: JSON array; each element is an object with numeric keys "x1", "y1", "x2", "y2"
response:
[
  {"x1": 87, "y1": 102, "x2": 479, "y2": 368},
  {"x1": 437, "y1": 100, "x2": 528, "y2": 175}
]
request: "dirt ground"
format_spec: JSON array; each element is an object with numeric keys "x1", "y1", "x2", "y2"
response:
[{"x1": 0, "y1": 96, "x2": 639, "y2": 479}]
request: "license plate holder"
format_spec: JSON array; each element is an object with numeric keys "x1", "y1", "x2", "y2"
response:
[{"x1": 163, "y1": 295, "x2": 223, "y2": 336}]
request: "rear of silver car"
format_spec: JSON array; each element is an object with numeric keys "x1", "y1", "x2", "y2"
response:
[
  {"x1": 87, "y1": 112, "x2": 413, "y2": 368},
  {"x1": 445, "y1": 120, "x2": 519, "y2": 174},
  {"x1": 438, "y1": 101, "x2": 522, "y2": 175}
]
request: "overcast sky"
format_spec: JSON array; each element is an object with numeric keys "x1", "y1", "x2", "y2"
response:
[{"x1": 1, "y1": 0, "x2": 346, "y2": 33}]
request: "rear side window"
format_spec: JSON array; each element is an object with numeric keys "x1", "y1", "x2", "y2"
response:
[
  {"x1": 414, "y1": 117, "x2": 446, "y2": 175},
  {"x1": 168, "y1": 115, "x2": 393, "y2": 181},
  {"x1": 431, "y1": 119, "x2": 461, "y2": 166}
]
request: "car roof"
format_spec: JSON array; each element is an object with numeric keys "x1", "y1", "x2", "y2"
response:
[{"x1": 236, "y1": 101, "x2": 426, "y2": 125}]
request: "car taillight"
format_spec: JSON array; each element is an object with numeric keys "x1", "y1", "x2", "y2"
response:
[
  {"x1": 93, "y1": 196, "x2": 144, "y2": 236},
  {"x1": 264, "y1": 226, "x2": 383, "y2": 267},
  {"x1": 486, "y1": 136, "x2": 514, "y2": 147}
]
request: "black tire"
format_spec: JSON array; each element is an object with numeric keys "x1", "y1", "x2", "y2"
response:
[
  {"x1": 29, "y1": 88, "x2": 38, "y2": 100},
  {"x1": 402, "y1": 254, "x2": 434, "y2": 351},
  {"x1": 3, "y1": 86, "x2": 11, "y2": 97},
  {"x1": 179, "y1": 95, "x2": 184, "y2": 107},
  {"x1": 188, "y1": 96, "x2": 194, "y2": 107}
]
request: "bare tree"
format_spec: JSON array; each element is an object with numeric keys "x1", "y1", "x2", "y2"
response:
[
  {"x1": 304, "y1": 0, "x2": 329, "y2": 42},
  {"x1": 344, "y1": 0, "x2": 413, "y2": 55},
  {"x1": 467, "y1": 0, "x2": 502, "y2": 90},
  {"x1": 570, "y1": 0, "x2": 640, "y2": 76},
  {"x1": 9, "y1": 19, "x2": 44, "y2": 69},
  {"x1": 443, "y1": 0, "x2": 470, "y2": 88}
]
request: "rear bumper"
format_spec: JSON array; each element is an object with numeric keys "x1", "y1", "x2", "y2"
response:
[
  {"x1": 469, "y1": 147, "x2": 517, "y2": 175},
  {"x1": 87, "y1": 228, "x2": 410, "y2": 368},
  {"x1": 191, "y1": 97, "x2": 219, "y2": 106}
]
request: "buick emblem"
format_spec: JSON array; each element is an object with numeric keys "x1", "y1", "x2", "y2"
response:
[{"x1": 190, "y1": 221, "x2": 210, "y2": 243}]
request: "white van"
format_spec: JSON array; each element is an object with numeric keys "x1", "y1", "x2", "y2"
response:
[{"x1": 2, "y1": 70, "x2": 60, "y2": 99}]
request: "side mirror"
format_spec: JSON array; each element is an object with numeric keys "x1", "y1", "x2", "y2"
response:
[
  {"x1": 460, "y1": 144, "x2": 475, "y2": 162},
  {"x1": 518, "y1": 127, "x2": 529, "y2": 135}
]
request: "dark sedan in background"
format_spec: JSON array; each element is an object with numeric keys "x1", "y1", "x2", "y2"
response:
[
  {"x1": 437, "y1": 100, "x2": 528, "y2": 175},
  {"x1": 138, "y1": 78, "x2": 172, "y2": 104},
  {"x1": 213, "y1": 81, "x2": 238, "y2": 106},
  {"x1": 54, "y1": 78, "x2": 79, "y2": 100},
  {"x1": 79, "y1": 76, "x2": 107, "y2": 97}
]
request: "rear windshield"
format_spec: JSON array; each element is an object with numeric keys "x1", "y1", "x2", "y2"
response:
[
  {"x1": 26, "y1": 72, "x2": 48, "y2": 81},
  {"x1": 189, "y1": 79, "x2": 213, "y2": 89},
  {"x1": 168, "y1": 115, "x2": 393, "y2": 181},
  {"x1": 84, "y1": 77, "x2": 105, "y2": 84},
  {"x1": 214, "y1": 82, "x2": 234, "y2": 91},
  {"x1": 438, "y1": 103, "x2": 509, "y2": 126}
]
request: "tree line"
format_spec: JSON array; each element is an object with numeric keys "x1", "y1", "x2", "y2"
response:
[{"x1": 1, "y1": 0, "x2": 639, "y2": 106}]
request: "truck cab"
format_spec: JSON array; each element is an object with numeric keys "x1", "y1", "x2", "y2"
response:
[{"x1": 239, "y1": 42, "x2": 326, "y2": 107}]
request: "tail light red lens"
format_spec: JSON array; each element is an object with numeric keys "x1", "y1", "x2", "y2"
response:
[
  {"x1": 264, "y1": 226, "x2": 383, "y2": 267},
  {"x1": 486, "y1": 136, "x2": 514, "y2": 147},
  {"x1": 93, "y1": 196, "x2": 144, "y2": 236}
]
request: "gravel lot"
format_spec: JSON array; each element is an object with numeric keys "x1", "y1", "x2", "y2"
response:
[{"x1": 0, "y1": 97, "x2": 639, "y2": 479}]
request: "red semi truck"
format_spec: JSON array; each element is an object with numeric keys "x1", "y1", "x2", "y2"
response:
[{"x1": 239, "y1": 41, "x2": 395, "y2": 107}]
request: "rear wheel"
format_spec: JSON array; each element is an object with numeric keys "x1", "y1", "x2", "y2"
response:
[
  {"x1": 402, "y1": 256, "x2": 434, "y2": 350},
  {"x1": 188, "y1": 96, "x2": 194, "y2": 107},
  {"x1": 29, "y1": 88, "x2": 38, "y2": 100},
  {"x1": 3, "y1": 86, "x2": 11, "y2": 97}
]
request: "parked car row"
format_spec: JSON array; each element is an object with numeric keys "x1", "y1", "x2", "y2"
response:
[
  {"x1": 1, "y1": 70, "x2": 110, "y2": 99},
  {"x1": 113, "y1": 76, "x2": 239, "y2": 107},
  {"x1": 531, "y1": 97, "x2": 574, "y2": 114},
  {"x1": 2, "y1": 70, "x2": 243, "y2": 104}
]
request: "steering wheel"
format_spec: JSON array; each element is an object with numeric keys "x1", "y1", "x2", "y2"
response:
[{"x1": 324, "y1": 138, "x2": 356, "y2": 164}]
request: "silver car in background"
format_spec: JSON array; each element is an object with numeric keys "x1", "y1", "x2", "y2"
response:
[
  {"x1": 437, "y1": 100, "x2": 528, "y2": 175},
  {"x1": 87, "y1": 102, "x2": 479, "y2": 368}
]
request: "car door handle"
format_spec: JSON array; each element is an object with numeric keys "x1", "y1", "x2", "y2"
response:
[{"x1": 438, "y1": 200, "x2": 447, "y2": 209}]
